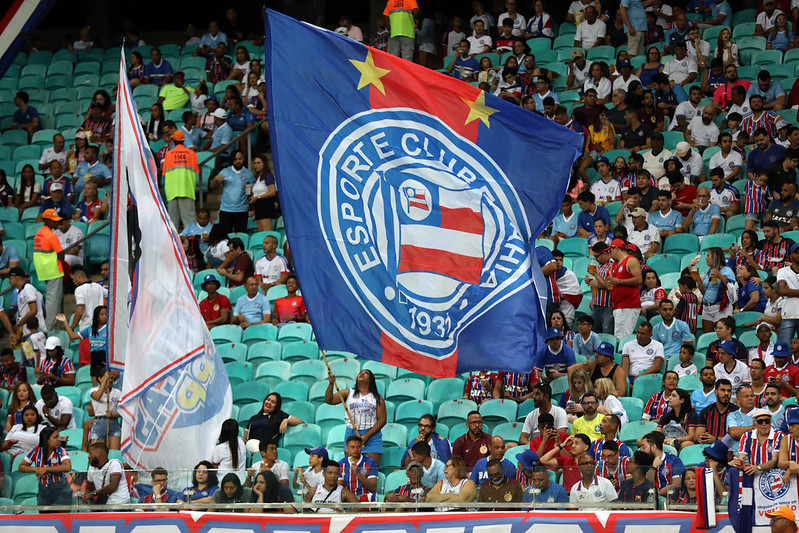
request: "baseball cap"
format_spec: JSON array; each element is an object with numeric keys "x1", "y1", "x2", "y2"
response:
[
  {"x1": 787, "y1": 408, "x2": 799, "y2": 425},
  {"x1": 751, "y1": 408, "x2": 772, "y2": 420},
  {"x1": 45, "y1": 336, "x2": 62, "y2": 350},
  {"x1": 407, "y1": 460, "x2": 424, "y2": 470},
  {"x1": 595, "y1": 342, "x2": 614, "y2": 357},
  {"x1": 717, "y1": 340, "x2": 737, "y2": 355},
  {"x1": 8, "y1": 266, "x2": 26, "y2": 278},
  {"x1": 40, "y1": 208, "x2": 62, "y2": 221},
  {"x1": 50, "y1": 182, "x2": 63, "y2": 192},
  {"x1": 776, "y1": 119, "x2": 789, "y2": 130},
  {"x1": 571, "y1": 49, "x2": 584, "y2": 58},
  {"x1": 594, "y1": 156, "x2": 610, "y2": 168},
  {"x1": 516, "y1": 449, "x2": 540, "y2": 470},
  {"x1": 212, "y1": 108, "x2": 227, "y2": 119},
  {"x1": 674, "y1": 141, "x2": 691, "y2": 157},
  {"x1": 304, "y1": 446, "x2": 329, "y2": 460},
  {"x1": 790, "y1": 243, "x2": 799, "y2": 254},
  {"x1": 206, "y1": 94, "x2": 218, "y2": 102},
  {"x1": 625, "y1": 243, "x2": 639, "y2": 253},
  {"x1": 756, "y1": 323, "x2": 772, "y2": 332},
  {"x1": 75, "y1": 130, "x2": 89, "y2": 139},
  {"x1": 766, "y1": 507, "x2": 796, "y2": 523},
  {"x1": 545, "y1": 326, "x2": 564, "y2": 341},
  {"x1": 609, "y1": 238, "x2": 626, "y2": 249},
  {"x1": 630, "y1": 207, "x2": 647, "y2": 218},
  {"x1": 773, "y1": 342, "x2": 790, "y2": 358},
  {"x1": 617, "y1": 58, "x2": 632, "y2": 69},
  {"x1": 172, "y1": 130, "x2": 185, "y2": 141}
]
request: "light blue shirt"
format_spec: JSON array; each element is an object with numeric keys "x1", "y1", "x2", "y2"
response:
[
  {"x1": 746, "y1": 81, "x2": 786, "y2": 106},
  {"x1": 180, "y1": 221, "x2": 214, "y2": 254},
  {"x1": 711, "y1": 1, "x2": 732, "y2": 28},
  {"x1": 533, "y1": 91, "x2": 559, "y2": 111},
  {"x1": 218, "y1": 165, "x2": 254, "y2": 213},
  {"x1": 652, "y1": 319, "x2": 693, "y2": 357},
  {"x1": 75, "y1": 160, "x2": 112, "y2": 185},
  {"x1": 421, "y1": 459, "x2": 446, "y2": 487},
  {"x1": 648, "y1": 209, "x2": 684, "y2": 231},
  {"x1": 552, "y1": 212, "x2": 578, "y2": 238},
  {"x1": 180, "y1": 126, "x2": 204, "y2": 150},
  {"x1": 691, "y1": 204, "x2": 720, "y2": 236},
  {"x1": 211, "y1": 122, "x2": 234, "y2": 156},
  {"x1": 0, "y1": 244, "x2": 19, "y2": 270},
  {"x1": 200, "y1": 31, "x2": 228, "y2": 49},
  {"x1": 233, "y1": 293, "x2": 270, "y2": 323},
  {"x1": 621, "y1": 0, "x2": 647, "y2": 31},
  {"x1": 691, "y1": 388, "x2": 716, "y2": 411},
  {"x1": 573, "y1": 331, "x2": 601, "y2": 357},
  {"x1": 770, "y1": 405, "x2": 786, "y2": 431},
  {"x1": 725, "y1": 408, "x2": 753, "y2": 451}
]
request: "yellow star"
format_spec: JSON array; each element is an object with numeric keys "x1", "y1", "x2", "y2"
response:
[
  {"x1": 461, "y1": 92, "x2": 499, "y2": 128},
  {"x1": 350, "y1": 51, "x2": 391, "y2": 95}
]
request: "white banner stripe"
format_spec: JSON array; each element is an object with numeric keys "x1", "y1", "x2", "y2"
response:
[
  {"x1": 438, "y1": 187, "x2": 482, "y2": 213},
  {"x1": 400, "y1": 224, "x2": 482, "y2": 258},
  {"x1": 0, "y1": 0, "x2": 40, "y2": 62}
]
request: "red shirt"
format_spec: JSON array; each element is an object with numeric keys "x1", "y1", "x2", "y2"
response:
[
  {"x1": 529, "y1": 431, "x2": 571, "y2": 456},
  {"x1": 200, "y1": 294, "x2": 231, "y2": 324},
  {"x1": 273, "y1": 295, "x2": 306, "y2": 323},
  {"x1": 611, "y1": 254, "x2": 640, "y2": 310},
  {"x1": 557, "y1": 455, "x2": 581, "y2": 493},
  {"x1": 765, "y1": 363, "x2": 799, "y2": 397},
  {"x1": 673, "y1": 184, "x2": 698, "y2": 216},
  {"x1": 229, "y1": 253, "x2": 254, "y2": 288}
]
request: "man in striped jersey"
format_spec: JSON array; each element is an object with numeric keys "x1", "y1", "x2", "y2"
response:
[
  {"x1": 731, "y1": 408, "x2": 781, "y2": 474},
  {"x1": 589, "y1": 414, "x2": 630, "y2": 461},
  {"x1": 643, "y1": 371, "x2": 678, "y2": 421},
  {"x1": 640, "y1": 431, "x2": 684, "y2": 497},
  {"x1": 742, "y1": 95, "x2": 781, "y2": 138},
  {"x1": 595, "y1": 440, "x2": 629, "y2": 491},
  {"x1": 691, "y1": 379, "x2": 738, "y2": 445},
  {"x1": 339, "y1": 436, "x2": 378, "y2": 502},
  {"x1": 585, "y1": 242, "x2": 614, "y2": 334},
  {"x1": 384, "y1": 461, "x2": 426, "y2": 508}
]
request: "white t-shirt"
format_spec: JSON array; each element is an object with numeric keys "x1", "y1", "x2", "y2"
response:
[
  {"x1": 522, "y1": 405, "x2": 568, "y2": 437},
  {"x1": 89, "y1": 386, "x2": 122, "y2": 418},
  {"x1": 254, "y1": 254, "x2": 290, "y2": 284},
  {"x1": 570, "y1": 476, "x2": 618, "y2": 509},
  {"x1": 708, "y1": 150, "x2": 743, "y2": 179},
  {"x1": 748, "y1": 343, "x2": 775, "y2": 367},
  {"x1": 687, "y1": 116, "x2": 720, "y2": 147},
  {"x1": 583, "y1": 77, "x2": 612, "y2": 99},
  {"x1": 55, "y1": 224, "x2": 85, "y2": 264},
  {"x1": 590, "y1": 178, "x2": 623, "y2": 204},
  {"x1": 663, "y1": 57, "x2": 698, "y2": 85},
  {"x1": 209, "y1": 240, "x2": 229, "y2": 263},
  {"x1": 4, "y1": 423, "x2": 42, "y2": 456},
  {"x1": 777, "y1": 266, "x2": 799, "y2": 319},
  {"x1": 612, "y1": 74, "x2": 641, "y2": 93},
  {"x1": 467, "y1": 35, "x2": 492, "y2": 56},
  {"x1": 496, "y1": 12, "x2": 527, "y2": 35},
  {"x1": 647, "y1": 3, "x2": 673, "y2": 28},
  {"x1": 87, "y1": 458, "x2": 129, "y2": 505},
  {"x1": 74, "y1": 281, "x2": 107, "y2": 330},
  {"x1": 677, "y1": 151, "x2": 704, "y2": 178},
  {"x1": 670, "y1": 101, "x2": 703, "y2": 131},
  {"x1": 763, "y1": 297, "x2": 785, "y2": 331},
  {"x1": 568, "y1": 0, "x2": 599, "y2": 22},
  {"x1": 303, "y1": 466, "x2": 325, "y2": 489},
  {"x1": 17, "y1": 283, "x2": 45, "y2": 335},
  {"x1": 600, "y1": 395, "x2": 629, "y2": 424},
  {"x1": 575, "y1": 19, "x2": 606, "y2": 50},
  {"x1": 628, "y1": 224, "x2": 661, "y2": 252},
  {"x1": 622, "y1": 339, "x2": 665, "y2": 377},
  {"x1": 572, "y1": 59, "x2": 593, "y2": 85},
  {"x1": 643, "y1": 148, "x2": 673, "y2": 180},
  {"x1": 728, "y1": 99, "x2": 752, "y2": 118},
  {"x1": 39, "y1": 147, "x2": 68, "y2": 173},
  {"x1": 674, "y1": 363, "x2": 698, "y2": 378},
  {"x1": 253, "y1": 458, "x2": 290, "y2": 481},
  {"x1": 212, "y1": 438, "x2": 247, "y2": 476},
  {"x1": 686, "y1": 40, "x2": 711, "y2": 64},
  {"x1": 757, "y1": 9, "x2": 783, "y2": 31},
  {"x1": 710, "y1": 184, "x2": 739, "y2": 209},
  {"x1": 35, "y1": 396, "x2": 76, "y2": 429},
  {"x1": 713, "y1": 361, "x2": 751, "y2": 396}
]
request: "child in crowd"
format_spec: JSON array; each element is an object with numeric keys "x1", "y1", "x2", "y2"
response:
[
  {"x1": 476, "y1": 57, "x2": 499, "y2": 91},
  {"x1": 674, "y1": 276, "x2": 700, "y2": 334},
  {"x1": 743, "y1": 170, "x2": 771, "y2": 230},
  {"x1": 572, "y1": 315, "x2": 601, "y2": 357},
  {"x1": 463, "y1": 371, "x2": 497, "y2": 405},
  {"x1": 495, "y1": 19, "x2": 515, "y2": 53},
  {"x1": 733, "y1": 130, "x2": 749, "y2": 159},
  {"x1": 726, "y1": 112, "x2": 743, "y2": 142},
  {"x1": 494, "y1": 68, "x2": 522, "y2": 104},
  {"x1": 674, "y1": 343, "x2": 697, "y2": 378},
  {"x1": 21, "y1": 316, "x2": 45, "y2": 369},
  {"x1": 293, "y1": 446, "x2": 328, "y2": 493}
]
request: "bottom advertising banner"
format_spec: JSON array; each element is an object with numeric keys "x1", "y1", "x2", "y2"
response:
[{"x1": 0, "y1": 511, "x2": 734, "y2": 533}]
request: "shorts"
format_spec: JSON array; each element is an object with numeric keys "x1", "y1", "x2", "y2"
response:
[
  {"x1": 91, "y1": 417, "x2": 121, "y2": 440},
  {"x1": 702, "y1": 302, "x2": 733, "y2": 322},
  {"x1": 345, "y1": 426, "x2": 383, "y2": 454},
  {"x1": 38, "y1": 478, "x2": 73, "y2": 506},
  {"x1": 418, "y1": 43, "x2": 435, "y2": 54},
  {"x1": 744, "y1": 212, "x2": 765, "y2": 221},
  {"x1": 253, "y1": 197, "x2": 277, "y2": 220}
]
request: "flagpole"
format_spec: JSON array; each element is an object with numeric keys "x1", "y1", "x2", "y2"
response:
[{"x1": 321, "y1": 350, "x2": 361, "y2": 439}]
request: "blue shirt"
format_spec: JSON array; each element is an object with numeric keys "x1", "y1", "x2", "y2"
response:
[
  {"x1": 39, "y1": 196, "x2": 73, "y2": 219},
  {"x1": 78, "y1": 324, "x2": 107, "y2": 353},
  {"x1": 523, "y1": 482, "x2": 568, "y2": 506},
  {"x1": 180, "y1": 126, "x2": 204, "y2": 150},
  {"x1": 181, "y1": 485, "x2": 218, "y2": 500},
  {"x1": 767, "y1": 30, "x2": 794, "y2": 52},
  {"x1": 75, "y1": 160, "x2": 113, "y2": 186},
  {"x1": 552, "y1": 212, "x2": 578, "y2": 237},
  {"x1": 748, "y1": 144, "x2": 786, "y2": 174},
  {"x1": 666, "y1": 28, "x2": 689, "y2": 45},
  {"x1": 711, "y1": 1, "x2": 732, "y2": 27},
  {"x1": 738, "y1": 279, "x2": 766, "y2": 313},
  {"x1": 691, "y1": 388, "x2": 716, "y2": 411},
  {"x1": 691, "y1": 204, "x2": 721, "y2": 236},
  {"x1": 747, "y1": 81, "x2": 786, "y2": 106},
  {"x1": 401, "y1": 433, "x2": 452, "y2": 465},
  {"x1": 652, "y1": 319, "x2": 693, "y2": 357},
  {"x1": 726, "y1": 409, "x2": 753, "y2": 450},
  {"x1": 577, "y1": 205, "x2": 610, "y2": 234},
  {"x1": 227, "y1": 109, "x2": 256, "y2": 132},
  {"x1": 648, "y1": 209, "x2": 684, "y2": 231},
  {"x1": 143, "y1": 60, "x2": 173, "y2": 83},
  {"x1": 0, "y1": 245, "x2": 20, "y2": 270},
  {"x1": 573, "y1": 331, "x2": 601, "y2": 357},
  {"x1": 211, "y1": 122, "x2": 234, "y2": 156},
  {"x1": 218, "y1": 165, "x2": 254, "y2": 213},
  {"x1": 470, "y1": 457, "x2": 517, "y2": 486},
  {"x1": 181, "y1": 221, "x2": 214, "y2": 254},
  {"x1": 532, "y1": 91, "x2": 559, "y2": 111},
  {"x1": 537, "y1": 342, "x2": 576, "y2": 375},
  {"x1": 13, "y1": 106, "x2": 39, "y2": 126},
  {"x1": 621, "y1": 0, "x2": 647, "y2": 31},
  {"x1": 233, "y1": 293, "x2": 270, "y2": 323},
  {"x1": 422, "y1": 459, "x2": 446, "y2": 487},
  {"x1": 200, "y1": 31, "x2": 228, "y2": 49}
]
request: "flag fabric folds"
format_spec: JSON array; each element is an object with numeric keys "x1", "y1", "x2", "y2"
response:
[
  {"x1": 110, "y1": 51, "x2": 231, "y2": 472},
  {"x1": 0, "y1": 0, "x2": 56, "y2": 79},
  {"x1": 694, "y1": 467, "x2": 717, "y2": 529},
  {"x1": 264, "y1": 9, "x2": 582, "y2": 378}
]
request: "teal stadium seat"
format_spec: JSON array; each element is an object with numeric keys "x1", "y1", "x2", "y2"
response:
[
  {"x1": 254, "y1": 360, "x2": 290, "y2": 388},
  {"x1": 437, "y1": 399, "x2": 477, "y2": 428},
  {"x1": 315, "y1": 403, "x2": 346, "y2": 434},
  {"x1": 752, "y1": 50, "x2": 783, "y2": 65},
  {"x1": 289, "y1": 359, "x2": 328, "y2": 387},
  {"x1": 700, "y1": 233, "x2": 736, "y2": 251},
  {"x1": 281, "y1": 341, "x2": 319, "y2": 363},
  {"x1": 679, "y1": 444, "x2": 709, "y2": 467},
  {"x1": 328, "y1": 358, "x2": 360, "y2": 383},
  {"x1": 274, "y1": 381, "x2": 310, "y2": 402},
  {"x1": 558, "y1": 237, "x2": 589, "y2": 258},
  {"x1": 632, "y1": 374, "x2": 663, "y2": 403},
  {"x1": 492, "y1": 421, "x2": 523, "y2": 443},
  {"x1": 619, "y1": 397, "x2": 644, "y2": 423},
  {"x1": 663, "y1": 234, "x2": 699, "y2": 255},
  {"x1": 394, "y1": 400, "x2": 434, "y2": 434},
  {"x1": 386, "y1": 378, "x2": 426, "y2": 404},
  {"x1": 232, "y1": 381, "x2": 269, "y2": 406},
  {"x1": 283, "y1": 424, "x2": 322, "y2": 459},
  {"x1": 678, "y1": 375, "x2": 702, "y2": 393},
  {"x1": 427, "y1": 377, "x2": 465, "y2": 411},
  {"x1": 277, "y1": 323, "x2": 314, "y2": 342},
  {"x1": 381, "y1": 423, "x2": 409, "y2": 448},
  {"x1": 217, "y1": 343, "x2": 247, "y2": 363},
  {"x1": 619, "y1": 420, "x2": 657, "y2": 446},
  {"x1": 224, "y1": 362, "x2": 252, "y2": 386},
  {"x1": 282, "y1": 401, "x2": 315, "y2": 425},
  {"x1": 241, "y1": 324, "x2": 278, "y2": 346},
  {"x1": 211, "y1": 324, "x2": 242, "y2": 345},
  {"x1": 478, "y1": 399, "x2": 518, "y2": 432}
]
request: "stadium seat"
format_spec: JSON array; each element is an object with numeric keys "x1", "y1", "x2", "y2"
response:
[
  {"x1": 60, "y1": 427, "x2": 84, "y2": 451},
  {"x1": 193, "y1": 268, "x2": 227, "y2": 291},
  {"x1": 492, "y1": 421, "x2": 523, "y2": 443},
  {"x1": 274, "y1": 381, "x2": 310, "y2": 402},
  {"x1": 553, "y1": 35, "x2": 574, "y2": 49},
  {"x1": 619, "y1": 397, "x2": 644, "y2": 423},
  {"x1": 695, "y1": 332, "x2": 718, "y2": 353},
  {"x1": 224, "y1": 361, "x2": 252, "y2": 386},
  {"x1": 679, "y1": 444, "x2": 709, "y2": 467},
  {"x1": 282, "y1": 400, "x2": 315, "y2": 425},
  {"x1": 217, "y1": 343, "x2": 247, "y2": 364},
  {"x1": 237, "y1": 402, "x2": 261, "y2": 429},
  {"x1": 752, "y1": 50, "x2": 782, "y2": 65},
  {"x1": 427, "y1": 377, "x2": 465, "y2": 412},
  {"x1": 283, "y1": 423, "x2": 322, "y2": 459},
  {"x1": 647, "y1": 254, "x2": 680, "y2": 277},
  {"x1": 232, "y1": 381, "x2": 269, "y2": 406},
  {"x1": 210, "y1": 324, "x2": 242, "y2": 345},
  {"x1": 632, "y1": 375, "x2": 663, "y2": 403},
  {"x1": 328, "y1": 358, "x2": 360, "y2": 382},
  {"x1": 734, "y1": 311, "x2": 762, "y2": 333},
  {"x1": 618, "y1": 420, "x2": 657, "y2": 445},
  {"x1": 587, "y1": 45, "x2": 615, "y2": 62},
  {"x1": 478, "y1": 399, "x2": 518, "y2": 432},
  {"x1": 70, "y1": 450, "x2": 89, "y2": 472},
  {"x1": 12, "y1": 476, "x2": 38, "y2": 503},
  {"x1": 281, "y1": 340, "x2": 319, "y2": 363},
  {"x1": 384, "y1": 470, "x2": 409, "y2": 493},
  {"x1": 277, "y1": 323, "x2": 314, "y2": 342},
  {"x1": 289, "y1": 359, "x2": 327, "y2": 387},
  {"x1": 315, "y1": 403, "x2": 345, "y2": 434},
  {"x1": 557, "y1": 237, "x2": 589, "y2": 258},
  {"x1": 739, "y1": 329, "x2": 776, "y2": 348},
  {"x1": 678, "y1": 375, "x2": 701, "y2": 393},
  {"x1": 699, "y1": 233, "x2": 736, "y2": 251},
  {"x1": 394, "y1": 400, "x2": 434, "y2": 434},
  {"x1": 326, "y1": 423, "x2": 347, "y2": 449},
  {"x1": 381, "y1": 423, "x2": 409, "y2": 448},
  {"x1": 57, "y1": 386, "x2": 83, "y2": 408},
  {"x1": 437, "y1": 399, "x2": 477, "y2": 428},
  {"x1": 241, "y1": 324, "x2": 278, "y2": 346},
  {"x1": 383, "y1": 377, "x2": 426, "y2": 404},
  {"x1": 662, "y1": 234, "x2": 699, "y2": 255},
  {"x1": 254, "y1": 360, "x2": 290, "y2": 388},
  {"x1": 702, "y1": 25, "x2": 730, "y2": 42},
  {"x1": 1, "y1": 130, "x2": 29, "y2": 149},
  {"x1": 503, "y1": 444, "x2": 528, "y2": 464}
]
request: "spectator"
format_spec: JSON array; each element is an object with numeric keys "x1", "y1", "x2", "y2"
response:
[
  {"x1": 576, "y1": 191, "x2": 611, "y2": 237},
  {"x1": 452, "y1": 411, "x2": 491, "y2": 469},
  {"x1": 143, "y1": 48, "x2": 173, "y2": 87},
  {"x1": 778, "y1": 409, "x2": 799, "y2": 474},
  {"x1": 585, "y1": 243, "x2": 615, "y2": 334},
  {"x1": 38, "y1": 134, "x2": 67, "y2": 175},
  {"x1": 18, "y1": 427, "x2": 72, "y2": 506},
  {"x1": 463, "y1": 372, "x2": 496, "y2": 405},
  {"x1": 607, "y1": 239, "x2": 643, "y2": 337},
  {"x1": 686, "y1": 108, "x2": 720, "y2": 151},
  {"x1": 212, "y1": 418, "x2": 247, "y2": 483},
  {"x1": 594, "y1": 378, "x2": 629, "y2": 424},
  {"x1": 197, "y1": 21, "x2": 227, "y2": 56},
  {"x1": 690, "y1": 367, "x2": 717, "y2": 412},
  {"x1": 686, "y1": 26, "x2": 710, "y2": 70},
  {"x1": 639, "y1": 431, "x2": 684, "y2": 497},
  {"x1": 777, "y1": 244, "x2": 799, "y2": 344},
  {"x1": 595, "y1": 440, "x2": 629, "y2": 491},
  {"x1": 493, "y1": 371, "x2": 536, "y2": 402},
  {"x1": 254, "y1": 235, "x2": 289, "y2": 296},
  {"x1": 619, "y1": 108, "x2": 652, "y2": 152},
  {"x1": 570, "y1": 455, "x2": 617, "y2": 508},
  {"x1": 620, "y1": 0, "x2": 647, "y2": 56},
  {"x1": 339, "y1": 435, "x2": 378, "y2": 502},
  {"x1": 383, "y1": 462, "x2": 427, "y2": 509},
  {"x1": 247, "y1": 440, "x2": 289, "y2": 487},
  {"x1": 574, "y1": 6, "x2": 606, "y2": 50},
  {"x1": 657, "y1": 387, "x2": 695, "y2": 450},
  {"x1": 712, "y1": 65, "x2": 752, "y2": 113},
  {"x1": 749, "y1": 325, "x2": 776, "y2": 367},
  {"x1": 708, "y1": 168, "x2": 739, "y2": 219},
  {"x1": 73, "y1": 145, "x2": 111, "y2": 199},
  {"x1": 749, "y1": 71, "x2": 787, "y2": 112},
  {"x1": 232, "y1": 277, "x2": 271, "y2": 329},
  {"x1": 524, "y1": 463, "x2": 568, "y2": 505},
  {"x1": 691, "y1": 379, "x2": 738, "y2": 446},
  {"x1": 663, "y1": 41, "x2": 698, "y2": 86},
  {"x1": 765, "y1": 342, "x2": 799, "y2": 397},
  {"x1": 199, "y1": 274, "x2": 231, "y2": 329},
  {"x1": 742, "y1": 95, "x2": 781, "y2": 138},
  {"x1": 736, "y1": 264, "x2": 767, "y2": 313},
  {"x1": 709, "y1": 132, "x2": 743, "y2": 181},
  {"x1": 573, "y1": 342, "x2": 627, "y2": 398},
  {"x1": 243, "y1": 392, "x2": 302, "y2": 445},
  {"x1": 305, "y1": 459, "x2": 359, "y2": 511},
  {"x1": 520, "y1": 382, "x2": 569, "y2": 445},
  {"x1": 14, "y1": 165, "x2": 40, "y2": 212},
  {"x1": 525, "y1": 0, "x2": 554, "y2": 39},
  {"x1": 537, "y1": 327, "x2": 576, "y2": 382},
  {"x1": 613, "y1": 59, "x2": 640, "y2": 92},
  {"x1": 618, "y1": 450, "x2": 656, "y2": 503},
  {"x1": 573, "y1": 315, "x2": 601, "y2": 358},
  {"x1": 293, "y1": 446, "x2": 327, "y2": 494},
  {"x1": 764, "y1": 507, "x2": 799, "y2": 533},
  {"x1": 2, "y1": 404, "x2": 41, "y2": 457},
  {"x1": 628, "y1": 208, "x2": 659, "y2": 259},
  {"x1": 471, "y1": 436, "x2": 516, "y2": 487},
  {"x1": 756, "y1": 0, "x2": 783, "y2": 35},
  {"x1": 540, "y1": 433, "x2": 592, "y2": 491},
  {"x1": 10, "y1": 91, "x2": 40, "y2": 141},
  {"x1": 750, "y1": 128, "x2": 787, "y2": 181},
  {"x1": 643, "y1": 134, "x2": 673, "y2": 183},
  {"x1": 700, "y1": 441, "x2": 730, "y2": 501},
  {"x1": 36, "y1": 337, "x2": 75, "y2": 388},
  {"x1": 652, "y1": 300, "x2": 694, "y2": 358},
  {"x1": 764, "y1": 383, "x2": 786, "y2": 426},
  {"x1": 622, "y1": 322, "x2": 665, "y2": 382},
  {"x1": 206, "y1": 109, "x2": 234, "y2": 161},
  {"x1": 590, "y1": 158, "x2": 623, "y2": 205},
  {"x1": 84, "y1": 442, "x2": 128, "y2": 506},
  {"x1": 212, "y1": 472, "x2": 251, "y2": 509},
  {"x1": 690, "y1": 248, "x2": 735, "y2": 333},
  {"x1": 571, "y1": 394, "x2": 604, "y2": 441},
  {"x1": 713, "y1": 340, "x2": 752, "y2": 397},
  {"x1": 402, "y1": 414, "x2": 451, "y2": 466},
  {"x1": 216, "y1": 238, "x2": 254, "y2": 289},
  {"x1": 86, "y1": 368, "x2": 120, "y2": 449},
  {"x1": 426, "y1": 457, "x2": 477, "y2": 508},
  {"x1": 590, "y1": 413, "x2": 630, "y2": 461},
  {"x1": 759, "y1": 221, "x2": 795, "y2": 274},
  {"x1": 566, "y1": 49, "x2": 594, "y2": 91}
]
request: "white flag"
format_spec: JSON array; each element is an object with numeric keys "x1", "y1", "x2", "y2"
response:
[{"x1": 110, "y1": 50, "x2": 232, "y2": 472}]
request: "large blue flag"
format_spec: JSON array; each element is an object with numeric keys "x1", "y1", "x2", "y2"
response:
[{"x1": 264, "y1": 9, "x2": 582, "y2": 377}]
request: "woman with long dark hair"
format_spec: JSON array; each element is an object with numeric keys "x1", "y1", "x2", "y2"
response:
[
  {"x1": 212, "y1": 418, "x2": 247, "y2": 482},
  {"x1": 179, "y1": 460, "x2": 219, "y2": 503},
  {"x1": 727, "y1": 230, "x2": 763, "y2": 270},
  {"x1": 213, "y1": 472, "x2": 252, "y2": 510},
  {"x1": 325, "y1": 369, "x2": 387, "y2": 465},
  {"x1": 244, "y1": 392, "x2": 303, "y2": 445},
  {"x1": 14, "y1": 164, "x2": 40, "y2": 211},
  {"x1": 87, "y1": 368, "x2": 121, "y2": 449},
  {"x1": 248, "y1": 154, "x2": 277, "y2": 232},
  {"x1": 128, "y1": 51, "x2": 145, "y2": 87},
  {"x1": 5, "y1": 381, "x2": 36, "y2": 431},
  {"x1": 58, "y1": 305, "x2": 108, "y2": 384},
  {"x1": 657, "y1": 388, "x2": 695, "y2": 450},
  {"x1": 248, "y1": 470, "x2": 296, "y2": 512},
  {"x1": 206, "y1": 224, "x2": 230, "y2": 269},
  {"x1": 19, "y1": 427, "x2": 73, "y2": 508},
  {"x1": 2, "y1": 404, "x2": 43, "y2": 456},
  {"x1": 146, "y1": 103, "x2": 165, "y2": 141},
  {"x1": 735, "y1": 264, "x2": 766, "y2": 314}
]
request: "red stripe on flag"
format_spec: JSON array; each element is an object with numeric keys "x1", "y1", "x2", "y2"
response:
[
  {"x1": 0, "y1": 0, "x2": 25, "y2": 36},
  {"x1": 440, "y1": 205, "x2": 483, "y2": 234},
  {"x1": 398, "y1": 245, "x2": 482, "y2": 284},
  {"x1": 380, "y1": 332, "x2": 457, "y2": 378}
]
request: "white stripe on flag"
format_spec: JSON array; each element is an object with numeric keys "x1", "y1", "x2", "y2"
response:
[
  {"x1": 439, "y1": 187, "x2": 482, "y2": 213},
  {"x1": 400, "y1": 224, "x2": 482, "y2": 258},
  {"x1": 0, "y1": 0, "x2": 41, "y2": 61}
]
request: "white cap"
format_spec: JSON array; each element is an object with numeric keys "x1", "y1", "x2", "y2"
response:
[
  {"x1": 212, "y1": 108, "x2": 228, "y2": 120},
  {"x1": 751, "y1": 408, "x2": 772, "y2": 420},
  {"x1": 674, "y1": 141, "x2": 691, "y2": 157},
  {"x1": 45, "y1": 336, "x2": 62, "y2": 350}
]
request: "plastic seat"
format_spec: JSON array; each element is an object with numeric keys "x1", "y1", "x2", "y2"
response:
[
  {"x1": 57, "y1": 385, "x2": 83, "y2": 408},
  {"x1": 394, "y1": 399, "x2": 435, "y2": 434},
  {"x1": 426, "y1": 377, "x2": 465, "y2": 412},
  {"x1": 618, "y1": 420, "x2": 657, "y2": 445},
  {"x1": 646, "y1": 254, "x2": 680, "y2": 277},
  {"x1": 254, "y1": 360, "x2": 291, "y2": 388},
  {"x1": 700, "y1": 233, "x2": 736, "y2": 251},
  {"x1": 224, "y1": 361, "x2": 253, "y2": 386},
  {"x1": 328, "y1": 358, "x2": 360, "y2": 383},
  {"x1": 315, "y1": 403, "x2": 346, "y2": 435},
  {"x1": 237, "y1": 401, "x2": 262, "y2": 429},
  {"x1": 587, "y1": 45, "x2": 615, "y2": 62},
  {"x1": 381, "y1": 423, "x2": 409, "y2": 448},
  {"x1": 702, "y1": 25, "x2": 730, "y2": 43},
  {"x1": 619, "y1": 397, "x2": 644, "y2": 423},
  {"x1": 753, "y1": 50, "x2": 782, "y2": 65},
  {"x1": 193, "y1": 268, "x2": 227, "y2": 291},
  {"x1": 69, "y1": 450, "x2": 89, "y2": 472},
  {"x1": 1, "y1": 130, "x2": 28, "y2": 149},
  {"x1": 30, "y1": 129, "x2": 59, "y2": 147},
  {"x1": 289, "y1": 359, "x2": 327, "y2": 387},
  {"x1": 678, "y1": 375, "x2": 702, "y2": 393},
  {"x1": 557, "y1": 237, "x2": 589, "y2": 258},
  {"x1": 241, "y1": 324, "x2": 278, "y2": 346},
  {"x1": 325, "y1": 423, "x2": 347, "y2": 450},
  {"x1": 437, "y1": 399, "x2": 477, "y2": 428},
  {"x1": 210, "y1": 324, "x2": 242, "y2": 346},
  {"x1": 734, "y1": 311, "x2": 762, "y2": 333},
  {"x1": 247, "y1": 341, "x2": 282, "y2": 364},
  {"x1": 217, "y1": 343, "x2": 247, "y2": 363},
  {"x1": 280, "y1": 340, "x2": 319, "y2": 363},
  {"x1": 662, "y1": 234, "x2": 699, "y2": 255},
  {"x1": 386, "y1": 378, "x2": 426, "y2": 403},
  {"x1": 478, "y1": 399, "x2": 518, "y2": 432},
  {"x1": 274, "y1": 381, "x2": 310, "y2": 403},
  {"x1": 12, "y1": 476, "x2": 37, "y2": 502},
  {"x1": 12, "y1": 145, "x2": 41, "y2": 161},
  {"x1": 384, "y1": 469, "x2": 409, "y2": 493},
  {"x1": 282, "y1": 400, "x2": 315, "y2": 425},
  {"x1": 277, "y1": 323, "x2": 314, "y2": 342},
  {"x1": 492, "y1": 421, "x2": 524, "y2": 443},
  {"x1": 632, "y1": 374, "x2": 663, "y2": 403},
  {"x1": 232, "y1": 381, "x2": 269, "y2": 406},
  {"x1": 60, "y1": 427, "x2": 84, "y2": 451},
  {"x1": 679, "y1": 444, "x2": 709, "y2": 467}
]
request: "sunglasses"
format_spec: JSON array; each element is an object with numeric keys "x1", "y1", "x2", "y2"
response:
[{"x1": 755, "y1": 419, "x2": 772, "y2": 425}]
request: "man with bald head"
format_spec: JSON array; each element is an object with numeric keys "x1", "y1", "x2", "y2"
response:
[
  {"x1": 469, "y1": 436, "x2": 517, "y2": 488},
  {"x1": 681, "y1": 186, "x2": 721, "y2": 237}
]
